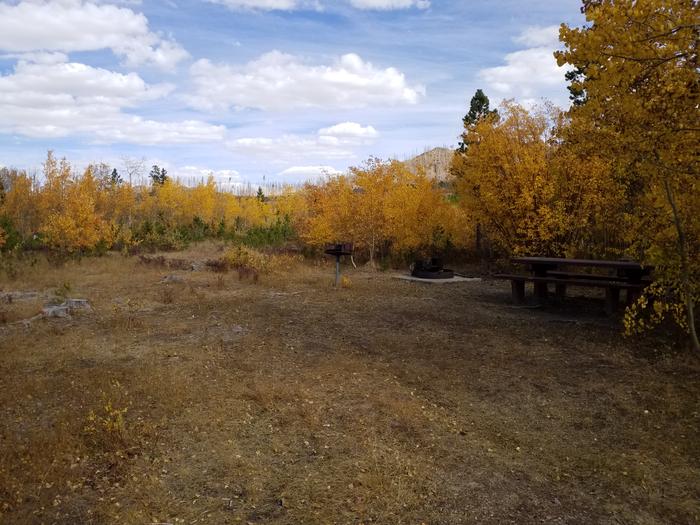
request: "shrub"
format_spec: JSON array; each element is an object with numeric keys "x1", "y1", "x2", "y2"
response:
[
  {"x1": 224, "y1": 245, "x2": 303, "y2": 276},
  {"x1": 177, "y1": 216, "x2": 212, "y2": 243},
  {"x1": 0, "y1": 216, "x2": 21, "y2": 252},
  {"x1": 82, "y1": 380, "x2": 132, "y2": 453},
  {"x1": 225, "y1": 245, "x2": 270, "y2": 273},
  {"x1": 243, "y1": 215, "x2": 295, "y2": 248},
  {"x1": 205, "y1": 258, "x2": 230, "y2": 273}
]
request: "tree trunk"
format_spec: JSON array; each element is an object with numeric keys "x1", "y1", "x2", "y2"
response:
[
  {"x1": 476, "y1": 222, "x2": 482, "y2": 253},
  {"x1": 664, "y1": 179, "x2": 699, "y2": 353}
]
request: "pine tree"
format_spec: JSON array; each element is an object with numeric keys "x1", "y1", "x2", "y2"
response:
[
  {"x1": 457, "y1": 89, "x2": 498, "y2": 153},
  {"x1": 110, "y1": 168, "x2": 123, "y2": 185},
  {"x1": 149, "y1": 165, "x2": 168, "y2": 186}
]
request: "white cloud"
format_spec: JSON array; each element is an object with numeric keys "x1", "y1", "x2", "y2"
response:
[
  {"x1": 187, "y1": 51, "x2": 424, "y2": 111},
  {"x1": 514, "y1": 25, "x2": 560, "y2": 47},
  {"x1": 205, "y1": 0, "x2": 304, "y2": 10},
  {"x1": 230, "y1": 135, "x2": 355, "y2": 160},
  {"x1": 0, "y1": 59, "x2": 173, "y2": 108},
  {"x1": 318, "y1": 122, "x2": 378, "y2": 139},
  {"x1": 170, "y1": 166, "x2": 243, "y2": 189},
  {"x1": 0, "y1": 0, "x2": 188, "y2": 71},
  {"x1": 0, "y1": 58, "x2": 225, "y2": 144},
  {"x1": 205, "y1": 0, "x2": 426, "y2": 10},
  {"x1": 0, "y1": 51, "x2": 69, "y2": 64},
  {"x1": 478, "y1": 25, "x2": 570, "y2": 107},
  {"x1": 348, "y1": 0, "x2": 429, "y2": 10},
  {"x1": 91, "y1": 119, "x2": 226, "y2": 145},
  {"x1": 278, "y1": 165, "x2": 342, "y2": 178},
  {"x1": 229, "y1": 121, "x2": 378, "y2": 163}
]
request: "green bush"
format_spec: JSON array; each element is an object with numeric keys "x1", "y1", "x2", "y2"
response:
[
  {"x1": 242, "y1": 215, "x2": 295, "y2": 248},
  {"x1": 0, "y1": 216, "x2": 22, "y2": 252},
  {"x1": 132, "y1": 220, "x2": 189, "y2": 252}
]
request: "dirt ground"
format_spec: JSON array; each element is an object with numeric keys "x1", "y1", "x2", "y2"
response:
[{"x1": 1, "y1": 245, "x2": 698, "y2": 524}]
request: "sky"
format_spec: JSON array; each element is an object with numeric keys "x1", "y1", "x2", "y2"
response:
[{"x1": 0, "y1": 0, "x2": 585, "y2": 187}]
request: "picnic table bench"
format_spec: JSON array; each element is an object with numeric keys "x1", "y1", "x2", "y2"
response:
[{"x1": 495, "y1": 257, "x2": 653, "y2": 314}]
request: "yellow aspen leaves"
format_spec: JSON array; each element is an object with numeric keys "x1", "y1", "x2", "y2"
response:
[{"x1": 557, "y1": 0, "x2": 699, "y2": 350}]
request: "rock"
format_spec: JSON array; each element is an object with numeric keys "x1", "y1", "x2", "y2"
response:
[
  {"x1": 231, "y1": 324, "x2": 246, "y2": 334},
  {"x1": 166, "y1": 258, "x2": 191, "y2": 270},
  {"x1": 1, "y1": 291, "x2": 41, "y2": 303},
  {"x1": 218, "y1": 325, "x2": 247, "y2": 345},
  {"x1": 403, "y1": 147, "x2": 453, "y2": 182},
  {"x1": 42, "y1": 305, "x2": 71, "y2": 318},
  {"x1": 160, "y1": 274, "x2": 184, "y2": 284},
  {"x1": 20, "y1": 314, "x2": 44, "y2": 328},
  {"x1": 41, "y1": 298, "x2": 92, "y2": 319},
  {"x1": 64, "y1": 298, "x2": 92, "y2": 311}
]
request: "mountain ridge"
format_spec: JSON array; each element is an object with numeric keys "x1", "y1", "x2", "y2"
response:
[{"x1": 403, "y1": 147, "x2": 453, "y2": 182}]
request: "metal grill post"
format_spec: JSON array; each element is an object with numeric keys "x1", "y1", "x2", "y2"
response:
[
  {"x1": 335, "y1": 256, "x2": 341, "y2": 287},
  {"x1": 325, "y1": 243, "x2": 353, "y2": 288}
]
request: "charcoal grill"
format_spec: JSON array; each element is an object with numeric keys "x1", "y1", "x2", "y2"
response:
[
  {"x1": 324, "y1": 243, "x2": 353, "y2": 286},
  {"x1": 411, "y1": 258, "x2": 455, "y2": 280}
]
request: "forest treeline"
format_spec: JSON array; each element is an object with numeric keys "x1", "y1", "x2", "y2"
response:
[
  {"x1": 0, "y1": 154, "x2": 469, "y2": 260},
  {"x1": 0, "y1": 0, "x2": 697, "y2": 349}
]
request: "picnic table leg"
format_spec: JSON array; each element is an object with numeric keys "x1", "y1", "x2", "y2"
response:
[
  {"x1": 532, "y1": 263, "x2": 552, "y2": 303},
  {"x1": 534, "y1": 282, "x2": 548, "y2": 303},
  {"x1": 605, "y1": 287, "x2": 620, "y2": 315},
  {"x1": 555, "y1": 283, "x2": 567, "y2": 300},
  {"x1": 511, "y1": 279, "x2": 525, "y2": 304}
]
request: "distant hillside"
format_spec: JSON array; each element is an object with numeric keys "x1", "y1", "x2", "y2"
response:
[{"x1": 403, "y1": 147, "x2": 454, "y2": 182}]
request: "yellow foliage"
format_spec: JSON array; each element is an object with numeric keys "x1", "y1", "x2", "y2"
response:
[
  {"x1": 451, "y1": 101, "x2": 616, "y2": 257},
  {"x1": 83, "y1": 379, "x2": 132, "y2": 451},
  {"x1": 149, "y1": 179, "x2": 188, "y2": 226},
  {"x1": 557, "y1": 0, "x2": 699, "y2": 349},
  {"x1": 224, "y1": 245, "x2": 301, "y2": 274},
  {"x1": 302, "y1": 158, "x2": 465, "y2": 262},
  {"x1": 225, "y1": 245, "x2": 269, "y2": 271},
  {"x1": 41, "y1": 163, "x2": 114, "y2": 253},
  {"x1": 1, "y1": 151, "x2": 465, "y2": 263},
  {"x1": 384, "y1": 162, "x2": 464, "y2": 255},
  {"x1": 85, "y1": 402, "x2": 128, "y2": 436},
  {"x1": 303, "y1": 175, "x2": 357, "y2": 248},
  {"x1": 1, "y1": 170, "x2": 40, "y2": 238},
  {"x1": 274, "y1": 187, "x2": 308, "y2": 231},
  {"x1": 624, "y1": 281, "x2": 691, "y2": 336},
  {"x1": 218, "y1": 192, "x2": 242, "y2": 226},
  {"x1": 238, "y1": 194, "x2": 274, "y2": 229},
  {"x1": 103, "y1": 180, "x2": 137, "y2": 227}
]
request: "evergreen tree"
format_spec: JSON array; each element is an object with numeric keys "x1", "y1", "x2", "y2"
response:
[
  {"x1": 110, "y1": 168, "x2": 123, "y2": 185},
  {"x1": 150, "y1": 165, "x2": 168, "y2": 186},
  {"x1": 564, "y1": 67, "x2": 588, "y2": 106},
  {"x1": 457, "y1": 89, "x2": 498, "y2": 153}
]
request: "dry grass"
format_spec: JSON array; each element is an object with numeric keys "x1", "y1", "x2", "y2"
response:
[{"x1": 0, "y1": 246, "x2": 698, "y2": 524}]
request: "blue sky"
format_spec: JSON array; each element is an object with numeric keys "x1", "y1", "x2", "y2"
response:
[{"x1": 0, "y1": 0, "x2": 584, "y2": 186}]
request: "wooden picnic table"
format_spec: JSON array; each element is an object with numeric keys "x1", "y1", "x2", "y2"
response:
[
  {"x1": 511, "y1": 256, "x2": 650, "y2": 279},
  {"x1": 496, "y1": 257, "x2": 654, "y2": 314}
]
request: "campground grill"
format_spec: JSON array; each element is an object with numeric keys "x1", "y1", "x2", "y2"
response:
[
  {"x1": 411, "y1": 258, "x2": 455, "y2": 280},
  {"x1": 324, "y1": 243, "x2": 353, "y2": 286}
]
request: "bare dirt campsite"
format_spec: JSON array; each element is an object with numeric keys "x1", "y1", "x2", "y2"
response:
[
  {"x1": 1, "y1": 246, "x2": 698, "y2": 524},
  {"x1": 0, "y1": 0, "x2": 698, "y2": 522}
]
